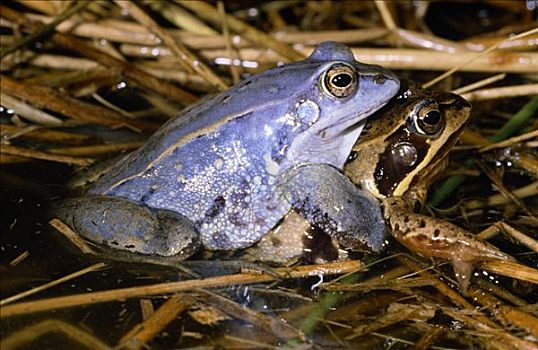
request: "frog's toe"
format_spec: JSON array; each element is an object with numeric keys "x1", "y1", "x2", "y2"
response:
[{"x1": 56, "y1": 196, "x2": 200, "y2": 259}]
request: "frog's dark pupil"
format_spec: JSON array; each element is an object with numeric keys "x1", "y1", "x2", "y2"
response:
[
  {"x1": 332, "y1": 74, "x2": 352, "y2": 88},
  {"x1": 424, "y1": 110, "x2": 441, "y2": 125}
]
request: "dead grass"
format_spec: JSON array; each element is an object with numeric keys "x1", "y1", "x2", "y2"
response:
[{"x1": 1, "y1": 1, "x2": 536, "y2": 349}]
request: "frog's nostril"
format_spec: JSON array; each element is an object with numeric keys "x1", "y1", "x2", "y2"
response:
[{"x1": 372, "y1": 74, "x2": 386, "y2": 85}]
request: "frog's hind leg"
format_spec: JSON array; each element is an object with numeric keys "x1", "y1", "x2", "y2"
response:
[
  {"x1": 383, "y1": 197, "x2": 515, "y2": 294},
  {"x1": 55, "y1": 196, "x2": 200, "y2": 261},
  {"x1": 280, "y1": 163, "x2": 386, "y2": 252}
]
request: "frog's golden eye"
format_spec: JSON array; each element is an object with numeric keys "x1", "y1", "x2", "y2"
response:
[
  {"x1": 411, "y1": 100, "x2": 444, "y2": 136},
  {"x1": 322, "y1": 64, "x2": 357, "y2": 98}
]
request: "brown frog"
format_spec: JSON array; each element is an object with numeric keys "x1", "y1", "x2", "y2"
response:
[
  {"x1": 345, "y1": 81, "x2": 515, "y2": 292},
  {"x1": 248, "y1": 81, "x2": 515, "y2": 293}
]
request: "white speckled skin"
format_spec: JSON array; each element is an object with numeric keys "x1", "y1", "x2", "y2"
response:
[{"x1": 61, "y1": 42, "x2": 399, "y2": 258}]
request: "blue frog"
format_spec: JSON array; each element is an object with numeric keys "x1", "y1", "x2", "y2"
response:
[{"x1": 57, "y1": 42, "x2": 399, "y2": 262}]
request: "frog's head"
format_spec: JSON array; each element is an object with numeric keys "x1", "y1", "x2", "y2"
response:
[
  {"x1": 282, "y1": 41, "x2": 400, "y2": 169},
  {"x1": 344, "y1": 81, "x2": 471, "y2": 200}
]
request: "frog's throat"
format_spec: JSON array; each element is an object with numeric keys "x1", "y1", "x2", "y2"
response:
[{"x1": 286, "y1": 101, "x2": 385, "y2": 169}]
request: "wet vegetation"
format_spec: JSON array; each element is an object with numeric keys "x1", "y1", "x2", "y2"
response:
[{"x1": 1, "y1": 1, "x2": 537, "y2": 349}]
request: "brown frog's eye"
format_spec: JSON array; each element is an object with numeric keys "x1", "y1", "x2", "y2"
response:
[
  {"x1": 322, "y1": 63, "x2": 357, "y2": 98},
  {"x1": 411, "y1": 99, "x2": 444, "y2": 136}
]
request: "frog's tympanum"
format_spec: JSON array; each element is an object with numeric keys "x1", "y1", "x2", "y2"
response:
[
  {"x1": 345, "y1": 81, "x2": 515, "y2": 292},
  {"x1": 57, "y1": 42, "x2": 400, "y2": 262}
]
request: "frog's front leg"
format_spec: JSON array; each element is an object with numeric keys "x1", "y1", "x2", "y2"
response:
[
  {"x1": 382, "y1": 196, "x2": 515, "y2": 293},
  {"x1": 279, "y1": 164, "x2": 386, "y2": 252},
  {"x1": 56, "y1": 196, "x2": 200, "y2": 260}
]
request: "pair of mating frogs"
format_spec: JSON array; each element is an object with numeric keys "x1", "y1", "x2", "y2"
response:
[{"x1": 57, "y1": 42, "x2": 513, "y2": 291}]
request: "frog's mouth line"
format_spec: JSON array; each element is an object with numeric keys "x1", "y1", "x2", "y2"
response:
[{"x1": 318, "y1": 103, "x2": 385, "y2": 138}]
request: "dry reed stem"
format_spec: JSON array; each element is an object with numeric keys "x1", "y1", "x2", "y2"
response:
[
  {"x1": 462, "y1": 84, "x2": 538, "y2": 101},
  {"x1": 423, "y1": 27, "x2": 538, "y2": 88},
  {"x1": 375, "y1": 0, "x2": 397, "y2": 31},
  {"x1": 478, "y1": 162, "x2": 537, "y2": 222},
  {"x1": 478, "y1": 222, "x2": 538, "y2": 254},
  {"x1": 0, "y1": 1, "x2": 90, "y2": 59},
  {"x1": 339, "y1": 264, "x2": 411, "y2": 288},
  {"x1": 0, "y1": 93, "x2": 63, "y2": 125},
  {"x1": 353, "y1": 48, "x2": 538, "y2": 73},
  {"x1": 22, "y1": 54, "x2": 97, "y2": 71},
  {"x1": 322, "y1": 276, "x2": 436, "y2": 292},
  {"x1": 1, "y1": 145, "x2": 94, "y2": 166},
  {"x1": 465, "y1": 181, "x2": 538, "y2": 211},
  {"x1": 51, "y1": 32, "x2": 197, "y2": 106},
  {"x1": 25, "y1": 14, "x2": 389, "y2": 48},
  {"x1": 1, "y1": 76, "x2": 155, "y2": 130},
  {"x1": 460, "y1": 128, "x2": 492, "y2": 146},
  {"x1": 479, "y1": 129, "x2": 538, "y2": 152},
  {"x1": 176, "y1": 0, "x2": 305, "y2": 62},
  {"x1": 463, "y1": 33, "x2": 538, "y2": 52},
  {"x1": 179, "y1": 47, "x2": 538, "y2": 73},
  {"x1": 474, "y1": 278, "x2": 528, "y2": 307},
  {"x1": 25, "y1": 67, "x2": 115, "y2": 88},
  {"x1": 478, "y1": 261, "x2": 538, "y2": 285},
  {"x1": 116, "y1": 44, "x2": 538, "y2": 73},
  {"x1": 468, "y1": 288, "x2": 538, "y2": 337},
  {"x1": 396, "y1": 256, "x2": 498, "y2": 328},
  {"x1": 217, "y1": 1, "x2": 241, "y2": 84},
  {"x1": 144, "y1": 0, "x2": 218, "y2": 36},
  {"x1": 452, "y1": 73, "x2": 507, "y2": 94},
  {"x1": 323, "y1": 294, "x2": 401, "y2": 324},
  {"x1": 138, "y1": 299, "x2": 154, "y2": 321},
  {"x1": 114, "y1": 0, "x2": 226, "y2": 90},
  {"x1": 409, "y1": 325, "x2": 446, "y2": 350},
  {"x1": 346, "y1": 303, "x2": 436, "y2": 340},
  {"x1": 16, "y1": 0, "x2": 63, "y2": 15},
  {"x1": 0, "y1": 259, "x2": 364, "y2": 318},
  {"x1": 0, "y1": 154, "x2": 29, "y2": 164},
  {"x1": 49, "y1": 218, "x2": 97, "y2": 255},
  {"x1": 0, "y1": 263, "x2": 106, "y2": 306},
  {"x1": 117, "y1": 295, "x2": 194, "y2": 350},
  {"x1": 440, "y1": 310, "x2": 537, "y2": 350},
  {"x1": 140, "y1": 92, "x2": 181, "y2": 118},
  {"x1": 392, "y1": 28, "x2": 469, "y2": 53},
  {"x1": 139, "y1": 66, "x2": 216, "y2": 92},
  {"x1": 8, "y1": 251, "x2": 29, "y2": 267},
  {"x1": 0, "y1": 319, "x2": 111, "y2": 350},
  {"x1": 49, "y1": 141, "x2": 144, "y2": 157},
  {"x1": 1, "y1": 124, "x2": 92, "y2": 144},
  {"x1": 21, "y1": 54, "x2": 213, "y2": 92},
  {"x1": 195, "y1": 289, "x2": 305, "y2": 341},
  {"x1": 496, "y1": 222, "x2": 538, "y2": 253}
]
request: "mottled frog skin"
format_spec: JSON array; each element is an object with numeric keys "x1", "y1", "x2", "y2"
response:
[
  {"x1": 249, "y1": 81, "x2": 516, "y2": 293},
  {"x1": 345, "y1": 81, "x2": 515, "y2": 292},
  {"x1": 58, "y1": 42, "x2": 400, "y2": 262}
]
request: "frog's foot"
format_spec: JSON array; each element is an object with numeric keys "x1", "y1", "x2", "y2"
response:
[
  {"x1": 383, "y1": 197, "x2": 515, "y2": 294},
  {"x1": 55, "y1": 196, "x2": 200, "y2": 261},
  {"x1": 280, "y1": 164, "x2": 386, "y2": 251}
]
